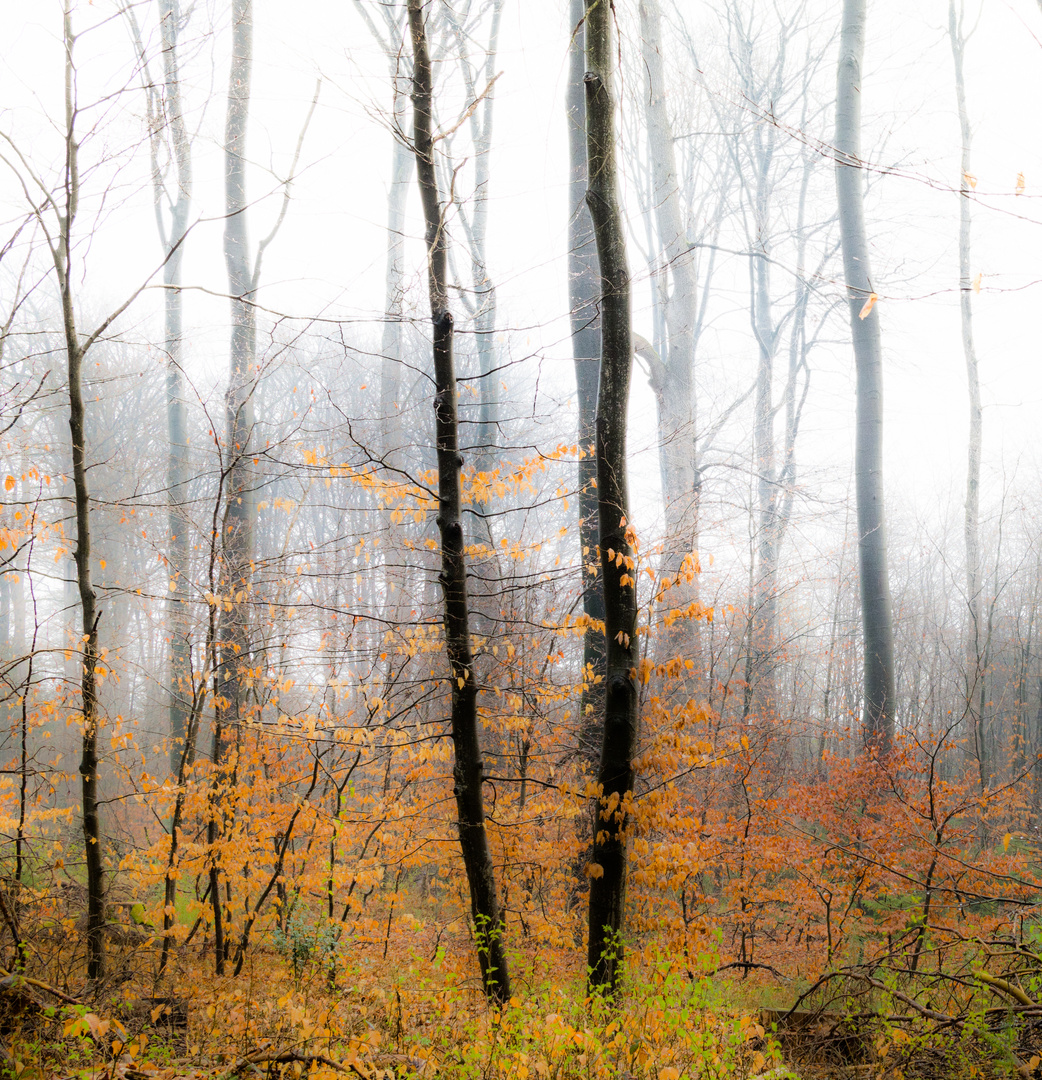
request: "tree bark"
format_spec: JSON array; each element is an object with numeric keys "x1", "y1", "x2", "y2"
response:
[
  {"x1": 443, "y1": 0, "x2": 504, "y2": 481},
  {"x1": 58, "y1": 5, "x2": 105, "y2": 981},
  {"x1": 212, "y1": 0, "x2": 256, "y2": 973},
  {"x1": 835, "y1": 0, "x2": 896, "y2": 752},
  {"x1": 567, "y1": 0, "x2": 606, "y2": 766},
  {"x1": 637, "y1": 0, "x2": 701, "y2": 668},
  {"x1": 407, "y1": 0, "x2": 510, "y2": 1006},
  {"x1": 584, "y1": 0, "x2": 639, "y2": 997},
  {"x1": 948, "y1": 0, "x2": 985, "y2": 785},
  {"x1": 378, "y1": 12, "x2": 412, "y2": 469},
  {"x1": 140, "y1": 0, "x2": 194, "y2": 774},
  {"x1": 221, "y1": 0, "x2": 256, "y2": 733}
]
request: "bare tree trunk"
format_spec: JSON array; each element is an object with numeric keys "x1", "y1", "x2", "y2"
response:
[
  {"x1": 567, "y1": 0, "x2": 606, "y2": 766},
  {"x1": 637, "y1": 0, "x2": 700, "y2": 667},
  {"x1": 948, "y1": 0, "x2": 985, "y2": 783},
  {"x1": 127, "y1": 0, "x2": 197, "y2": 970},
  {"x1": 747, "y1": 229, "x2": 780, "y2": 722},
  {"x1": 443, "y1": 0, "x2": 504, "y2": 480},
  {"x1": 221, "y1": 0, "x2": 255, "y2": 732},
  {"x1": 161, "y1": 0, "x2": 193, "y2": 775},
  {"x1": 835, "y1": 0, "x2": 896, "y2": 752},
  {"x1": 378, "y1": 11, "x2": 412, "y2": 468},
  {"x1": 584, "y1": 0, "x2": 639, "y2": 997},
  {"x1": 139, "y1": 0, "x2": 194, "y2": 773},
  {"x1": 57, "y1": 5, "x2": 105, "y2": 981},
  {"x1": 212, "y1": 0, "x2": 257, "y2": 972},
  {"x1": 407, "y1": 0, "x2": 510, "y2": 1006}
]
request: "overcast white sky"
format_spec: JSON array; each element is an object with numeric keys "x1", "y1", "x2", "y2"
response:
[{"x1": 3, "y1": 0, "x2": 1042, "y2": 562}]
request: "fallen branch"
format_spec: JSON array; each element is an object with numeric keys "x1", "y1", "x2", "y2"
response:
[
  {"x1": 0, "y1": 966, "x2": 81, "y2": 1005},
  {"x1": 975, "y1": 969, "x2": 1039, "y2": 1009},
  {"x1": 221, "y1": 1047, "x2": 357, "y2": 1080}
]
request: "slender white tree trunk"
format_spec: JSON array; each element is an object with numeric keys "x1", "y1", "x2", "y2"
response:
[
  {"x1": 835, "y1": 0, "x2": 896, "y2": 752},
  {"x1": 567, "y1": 0, "x2": 606, "y2": 765},
  {"x1": 638, "y1": 0, "x2": 701, "y2": 670},
  {"x1": 948, "y1": 0, "x2": 985, "y2": 785}
]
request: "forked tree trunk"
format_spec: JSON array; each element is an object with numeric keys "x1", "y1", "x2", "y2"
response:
[
  {"x1": 407, "y1": 0, "x2": 510, "y2": 1006},
  {"x1": 835, "y1": 0, "x2": 896, "y2": 752},
  {"x1": 57, "y1": 5, "x2": 105, "y2": 981},
  {"x1": 948, "y1": 0, "x2": 985, "y2": 785},
  {"x1": 584, "y1": 0, "x2": 639, "y2": 997},
  {"x1": 443, "y1": 0, "x2": 504, "y2": 481},
  {"x1": 566, "y1": 0, "x2": 606, "y2": 766}
]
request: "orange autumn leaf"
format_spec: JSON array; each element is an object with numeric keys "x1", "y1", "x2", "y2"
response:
[{"x1": 858, "y1": 292, "x2": 878, "y2": 319}]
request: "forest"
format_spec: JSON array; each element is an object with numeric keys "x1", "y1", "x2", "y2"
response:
[{"x1": 2, "y1": 0, "x2": 1042, "y2": 1076}]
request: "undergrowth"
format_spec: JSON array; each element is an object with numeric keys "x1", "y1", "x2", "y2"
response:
[{"x1": 5, "y1": 935, "x2": 794, "y2": 1080}]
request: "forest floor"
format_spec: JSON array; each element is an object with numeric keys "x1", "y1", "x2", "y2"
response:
[{"x1": 7, "y1": 925, "x2": 1038, "y2": 1080}]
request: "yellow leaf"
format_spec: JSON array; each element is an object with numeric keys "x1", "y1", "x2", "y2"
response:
[
  {"x1": 585, "y1": 862, "x2": 604, "y2": 879},
  {"x1": 86, "y1": 1013, "x2": 110, "y2": 1039},
  {"x1": 972, "y1": 272, "x2": 982, "y2": 294},
  {"x1": 858, "y1": 292, "x2": 878, "y2": 320},
  {"x1": 741, "y1": 734, "x2": 750, "y2": 751},
  {"x1": 964, "y1": 171, "x2": 977, "y2": 189},
  {"x1": 1016, "y1": 172, "x2": 1026, "y2": 194},
  {"x1": 99, "y1": 559, "x2": 106, "y2": 570},
  {"x1": 4, "y1": 475, "x2": 13, "y2": 491},
  {"x1": 659, "y1": 1070, "x2": 680, "y2": 1080},
  {"x1": 1003, "y1": 832, "x2": 1011, "y2": 852}
]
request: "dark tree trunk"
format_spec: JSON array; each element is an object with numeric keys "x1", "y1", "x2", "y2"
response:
[
  {"x1": 567, "y1": 0, "x2": 606, "y2": 766},
  {"x1": 407, "y1": 0, "x2": 510, "y2": 1006},
  {"x1": 835, "y1": 0, "x2": 896, "y2": 752},
  {"x1": 58, "y1": 5, "x2": 105, "y2": 981},
  {"x1": 584, "y1": 0, "x2": 639, "y2": 997}
]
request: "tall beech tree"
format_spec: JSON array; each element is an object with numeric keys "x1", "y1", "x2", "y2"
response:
[
  {"x1": 129, "y1": 0, "x2": 194, "y2": 773},
  {"x1": 636, "y1": 0, "x2": 701, "y2": 667},
  {"x1": 835, "y1": 0, "x2": 896, "y2": 751},
  {"x1": 352, "y1": 0, "x2": 412, "y2": 469},
  {"x1": 59, "y1": 8, "x2": 106, "y2": 982},
  {"x1": 8, "y1": 2, "x2": 151, "y2": 981},
  {"x1": 220, "y1": 0, "x2": 255, "y2": 752},
  {"x1": 948, "y1": 0, "x2": 986, "y2": 785},
  {"x1": 406, "y1": 0, "x2": 510, "y2": 1006},
  {"x1": 209, "y1": 0, "x2": 317, "y2": 970},
  {"x1": 584, "y1": 0, "x2": 640, "y2": 996},
  {"x1": 439, "y1": 0, "x2": 505, "y2": 482},
  {"x1": 566, "y1": 0, "x2": 606, "y2": 765},
  {"x1": 156, "y1": 0, "x2": 194, "y2": 776}
]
